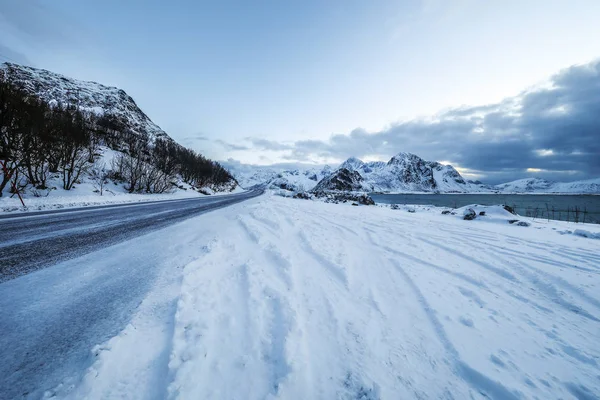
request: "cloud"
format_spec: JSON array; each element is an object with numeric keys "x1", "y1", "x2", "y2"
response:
[
  {"x1": 215, "y1": 139, "x2": 250, "y2": 151},
  {"x1": 246, "y1": 138, "x2": 294, "y2": 151},
  {"x1": 247, "y1": 60, "x2": 600, "y2": 183}
]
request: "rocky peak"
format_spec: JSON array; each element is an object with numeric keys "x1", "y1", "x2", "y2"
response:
[
  {"x1": 338, "y1": 157, "x2": 366, "y2": 172},
  {"x1": 1, "y1": 62, "x2": 171, "y2": 143},
  {"x1": 311, "y1": 168, "x2": 368, "y2": 193}
]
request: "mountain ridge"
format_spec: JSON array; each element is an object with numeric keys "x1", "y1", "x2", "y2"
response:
[
  {"x1": 1, "y1": 63, "x2": 171, "y2": 143},
  {"x1": 0, "y1": 62, "x2": 238, "y2": 197},
  {"x1": 225, "y1": 154, "x2": 600, "y2": 194}
]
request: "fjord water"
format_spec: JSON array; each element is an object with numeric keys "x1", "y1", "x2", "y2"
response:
[{"x1": 371, "y1": 193, "x2": 600, "y2": 224}]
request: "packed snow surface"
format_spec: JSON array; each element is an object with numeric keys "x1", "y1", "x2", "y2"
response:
[{"x1": 26, "y1": 195, "x2": 600, "y2": 399}]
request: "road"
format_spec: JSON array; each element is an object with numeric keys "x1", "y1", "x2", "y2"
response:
[
  {"x1": 0, "y1": 190, "x2": 261, "y2": 399},
  {"x1": 0, "y1": 189, "x2": 262, "y2": 281}
]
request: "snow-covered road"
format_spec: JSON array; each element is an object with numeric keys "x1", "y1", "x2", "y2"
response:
[
  {"x1": 2, "y1": 194, "x2": 600, "y2": 399},
  {"x1": 0, "y1": 190, "x2": 262, "y2": 281}
]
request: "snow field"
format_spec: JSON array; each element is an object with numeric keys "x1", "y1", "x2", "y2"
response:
[{"x1": 50, "y1": 194, "x2": 600, "y2": 399}]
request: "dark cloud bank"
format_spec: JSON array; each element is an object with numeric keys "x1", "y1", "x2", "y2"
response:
[{"x1": 239, "y1": 60, "x2": 600, "y2": 184}]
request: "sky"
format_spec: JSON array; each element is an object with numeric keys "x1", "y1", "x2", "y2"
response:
[{"x1": 0, "y1": 0, "x2": 599, "y2": 183}]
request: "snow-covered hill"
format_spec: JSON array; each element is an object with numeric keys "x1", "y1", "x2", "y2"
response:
[
  {"x1": 495, "y1": 178, "x2": 600, "y2": 194},
  {"x1": 1, "y1": 63, "x2": 170, "y2": 142},
  {"x1": 0, "y1": 63, "x2": 240, "y2": 206}
]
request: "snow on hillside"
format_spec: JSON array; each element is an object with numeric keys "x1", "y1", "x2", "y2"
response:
[
  {"x1": 496, "y1": 178, "x2": 600, "y2": 194},
  {"x1": 365, "y1": 152, "x2": 480, "y2": 193},
  {"x1": 0, "y1": 147, "x2": 241, "y2": 213},
  {"x1": 226, "y1": 155, "x2": 600, "y2": 195},
  {"x1": 1, "y1": 63, "x2": 170, "y2": 142},
  {"x1": 38, "y1": 194, "x2": 600, "y2": 399},
  {"x1": 225, "y1": 154, "x2": 480, "y2": 194},
  {"x1": 223, "y1": 161, "x2": 332, "y2": 191}
]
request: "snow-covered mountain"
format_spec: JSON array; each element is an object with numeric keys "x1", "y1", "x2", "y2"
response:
[
  {"x1": 495, "y1": 178, "x2": 600, "y2": 194},
  {"x1": 311, "y1": 168, "x2": 368, "y2": 193},
  {"x1": 0, "y1": 63, "x2": 239, "y2": 198},
  {"x1": 1, "y1": 63, "x2": 170, "y2": 142},
  {"x1": 222, "y1": 161, "x2": 332, "y2": 192},
  {"x1": 226, "y1": 154, "x2": 600, "y2": 194},
  {"x1": 225, "y1": 154, "x2": 479, "y2": 193},
  {"x1": 331, "y1": 152, "x2": 483, "y2": 193}
]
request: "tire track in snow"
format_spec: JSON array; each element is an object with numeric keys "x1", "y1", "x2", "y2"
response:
[
  {"x1": 363, "y1": 228, "x2": 488, "y2": 290},
  {"x1": 236, "y1": 208, "x2": 318, "y2": 397},
  {"x1": 448, "y1": 232, "x2": 600, "y2": 273},
  {"x1": 433, "y1": 231, "x2": 600, "y2": 318},
  {"x1": 501, "y1": 235, "x2": 600, "y2": 264},
  {"x1": 166, "y1": 240, "x2": 263, "y2": 399},
  {"x1": 237, "y1": 216, "x2": 294, "y2": 291},
  {"x1": 404, "y1": 230, "x2": 600, "y2": 319},
  {"x1": 435, "y1": 223, "x2": 599, "y2": 269},
  {"x1": 295, "y1": 229, "x2": 349, "y2": 287},
  {"x1": 428, "y1": 231, "x2": 600, "y2": 275},
  {"x1": 269, "y1": 204, "x2": 429, "y2": 398},
  {"x1": 501, "y1": 255, "x2": 600, "y2": 321},
  {"x1": 388, "y1": 259, "x2": 521, "y2": 400},
  {"x1": 415, "y1": 236, "x2": 519, "y2": 282},
  {"x1": 262, "y1": 289, "x2": 293, "y2": 396}
]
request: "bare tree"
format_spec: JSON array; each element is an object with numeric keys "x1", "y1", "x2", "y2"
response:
[{"x1": 90, "y1": 161, "x2": 109, "y2": 196}]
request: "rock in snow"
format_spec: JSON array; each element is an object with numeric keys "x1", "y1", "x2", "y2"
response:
[{"x1": 463, "y1": 208, "x2": 477, "y2": 220}]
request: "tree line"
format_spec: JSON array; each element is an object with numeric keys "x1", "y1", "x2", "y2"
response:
[{"x1": 0, "y1": 72, "x2": 233, "y2": 197}]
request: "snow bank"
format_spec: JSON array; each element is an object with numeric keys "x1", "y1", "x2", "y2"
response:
[
  {"x1": 0, "y1": 148, "x2": 243, "y2": 214},
  {"x1": 44, "y1": 196, "x2": 600, "y2": 399},
  {"x1": 0, "y1": 186, "x2": 202, "y2": 213}
]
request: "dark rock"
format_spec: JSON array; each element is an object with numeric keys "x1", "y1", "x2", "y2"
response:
[
  {"x1": 391, "y1": 204, "x2": 400, "y2": 210},
  {"x1": 508, "y1": 219, "x2": 519, "y2": 224},
  {"x1": 463, "y1": 208, "x2": 477, "y2": 220},
  {"x1": 358, "y1": 194, "x2": 375, "y2": 205},
  {"x1": 408, "y1": 209, "x2": 416, "y2": 213},
  {"x1": 351, "y1": 203, "x2": 359, "y2": 206},
  {"x1": 312, "y1": 190, "x2": 375, "y2": 206},
  {"x1": 503, "y1": 205, "x2": 516, "y2": 214},
  {"x1": 311, "y1": 168, "x2": 365, "y2": 192},
  {"x1": 516, "y1": 221, "x2": 530, "y2": 227},
  {"x1": 479, "y1": 211, "x2": 486, "y2": 216},
  {"x1": 441, "y1": 210, "x2": 451, "y2": 215},
  {"x1": 293, "y1": 192, "x2": 311, "y2": 200}
]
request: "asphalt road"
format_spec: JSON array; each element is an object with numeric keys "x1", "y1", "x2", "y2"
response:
[
  {"x1": 0, "y1": 190, "x2": 262, "y2": 399},
  {"x1": 0, "y1": 189, "x2": 262, "y2": 282}
]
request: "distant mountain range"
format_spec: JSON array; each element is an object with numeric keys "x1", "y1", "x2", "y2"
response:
[
  {"x1": 494, "y1": 178, "x2": 600, "y2": 194},
  {"x1": 225, "y1": 154, "x2": 600, "y2": 194}
]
